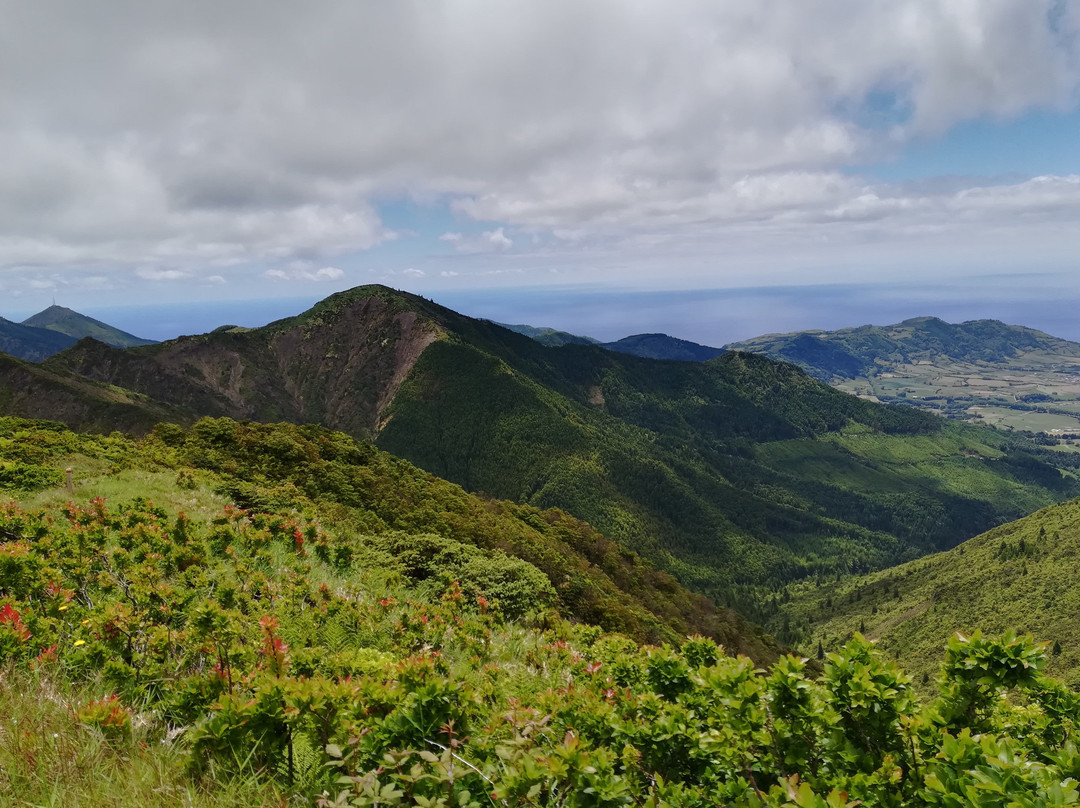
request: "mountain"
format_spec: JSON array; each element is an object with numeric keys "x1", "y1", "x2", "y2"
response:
[
  {"x1": 779, "y1": 494, "x2": 1080, "y2": 686},
  {"x1": 22, "y1": 304, "x2": 156, "y2": 348},
  {"x1": 0, "y1": 351, "x2": 188, "y2": 434},
  {"x1": 0, "y1": 317, "x2": 78, "y2": 361},
  {"x1": 503, "y1": 322, "x2": 727, "y2": 361},
  {"x1": 600, "y1": 333, "x2": 726, "y2": 362},
  {"x1": 20, "y1": 286, "x2": 1079, "y2": 619},
  {"x1": 497, "y1": 322, "x2": 600, "y2": 347},
  {"x1": 726, "y1": 317, "x2": 1080, "y2": 436},
  {"x1": 725, "y1": 316, "x2": 1080, "y2": 380}
]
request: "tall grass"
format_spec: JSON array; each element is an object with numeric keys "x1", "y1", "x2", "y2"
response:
[{"x1": 0, "y1": 668, "x2": 287, "y2": 808}]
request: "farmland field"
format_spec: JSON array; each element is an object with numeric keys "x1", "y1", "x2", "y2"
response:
[{"x1": 833, "y1": 351, "x2": 1080, "y2": 437}]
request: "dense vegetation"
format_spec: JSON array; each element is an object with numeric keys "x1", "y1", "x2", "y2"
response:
[
  {"x1": 7, "y1": 287, "x2": 1079, "y2": 623},
  {"x1": 6, "y1": 418, "x2": 1080, "y2": 805},
  {"x1": 377, "y1": 317, "x2": 1080, "y2": 615},
  {"x1": 777, "y1": 494, "x2": 1080, "y2": 688},
  {"x1": 0, "y1": 416, "x2": 777, "y2": 656}
]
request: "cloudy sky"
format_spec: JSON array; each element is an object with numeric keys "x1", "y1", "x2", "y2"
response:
[{"x1": 3, "y1": 1, "x2": 1080, "y2": 342}]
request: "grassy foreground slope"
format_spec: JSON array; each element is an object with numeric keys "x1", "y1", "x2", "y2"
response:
[
  {"x1": 777, "y1": 495, "x2": 1080, "y2": 685},
  {"x1": 7, "y1": 420, "x2": 1080, "y2": 805},
  {"x1": 0, "y1": 416, "x2": 775, "y2": 655}
]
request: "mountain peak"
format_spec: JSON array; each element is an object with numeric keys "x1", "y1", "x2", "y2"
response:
[{"x1": 22, "y1": 305, "x2": 155, "y2": 349}]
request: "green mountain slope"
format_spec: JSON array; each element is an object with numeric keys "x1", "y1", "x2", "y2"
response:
[
  {"x1": 778, "y1": 495, "x2": 1080, "y2": 685},
  {"x1": 0, "y1": 316, "x2": 77, "y2": 361},
  {"x1": 7, "y1": 415, "x2": 1080, "y2": 806},
  {"x1": 600, "y1": 333, "x2": 725, "y2": 361},
  {"x1": 498, "y1": 322, "x2": 600, "y2": 346},
  {"x1": 0, "y1": 415, "x2": 778, "y2": 657},
  {"x1": 23, "y1": 304, "x2": 156, "y2": 347},
  {"x1": 30, "y1": 286, "x2": 1080, "y2": 618}
]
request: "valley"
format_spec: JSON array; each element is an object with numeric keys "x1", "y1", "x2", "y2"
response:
[
  {"x1": 7, "y1": 290, "x2": 1080, "y2": 805},
  {"x1": 4, "y1": 286, "x2": 1078, "y2": 621}
]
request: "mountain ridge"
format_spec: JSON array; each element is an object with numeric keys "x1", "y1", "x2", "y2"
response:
[
  {"x1": 16, "y1": 284, "x2": 1080, "y2": 619},
  {"x1": 500, "y1": 321, "x2": 727, "y2": 361},
  {"x1": 0, "y1": 316, "x2": 78, "y2": 362}
]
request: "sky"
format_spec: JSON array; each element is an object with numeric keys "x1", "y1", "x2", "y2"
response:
[{"x1": 3, "y1": 1, "x2": 1080, "y2": 344}]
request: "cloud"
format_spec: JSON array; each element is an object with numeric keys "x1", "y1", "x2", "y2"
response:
[
  {"x1": 440, "y1": 270, "x2": 459, "y2": 277},
  {"x1": 440, "y1": 228, "x2": 514, "y2": 254},
  {"x1": 401, "y1": 268, "x2": 426, "y2": 277},
  {"x1": 136, "y1": 268, "x2": 189, "y2": 281},
  {"x1": 264, "y1": 263, "x2": 345, "y2": 282},
  {"x1": 0, "y1": 1, "x2": 1078, "y2": 286}
]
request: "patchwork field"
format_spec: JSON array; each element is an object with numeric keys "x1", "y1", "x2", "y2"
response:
[
  {"x1": 833, "y1": 351, "x2": 1080, "y2": 440},
  {"x1": 727, "y1": 318, "x2": 1080, "y2": 443}
]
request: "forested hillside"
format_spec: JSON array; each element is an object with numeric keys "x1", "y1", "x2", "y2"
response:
[
  {"x1": 5, "y1": 416, "x2": 1080, "y2": 806},
  {"x1": 777, "y1": 494, "x2": 1080, "y2": 686},
  {"x1": 5, "y1": 286, "x2": 1078, "y2": 618},
  {"x1": 0, "y1": 316, "x2": 78, "y2": 361}
]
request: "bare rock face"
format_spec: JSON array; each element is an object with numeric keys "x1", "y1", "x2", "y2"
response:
[{"x1": 43, "y1": 288, "x2": 444, "y2": 439}]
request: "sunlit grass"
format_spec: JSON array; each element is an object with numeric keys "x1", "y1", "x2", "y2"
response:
[
  {"x1": 14, "y1": 466, "x2": 229, "y2": 523},
  {"x1": 0, "y1": 669, "x2": 287, "y2": 808}
]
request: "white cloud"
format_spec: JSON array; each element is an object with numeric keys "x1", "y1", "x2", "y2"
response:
[
  {"x1": 136, "y1": 268, "x2": 189, "y2": 281},
  {"x1": 401, "y1": 268, "x2": 426, "y2": 277},
  {"x1": 441, "y1": 227, "x2": 515, "y2": 254},
  {"x1": 206, "y1": 274, "x2": 226, "y2": 284},
  {"x1": 440, "y1": 270, "x2": 459, "y2": 277},
  {"x1": 0, "y1": 1, "x2": 1078, "y2": 287},
  {"x1": 264, "y1": 263, "x2": 345, "y2": 282}
]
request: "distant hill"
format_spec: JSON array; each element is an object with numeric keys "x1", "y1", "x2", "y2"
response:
[
  {"x1": 0, "y1": 317, "x2": 77, "y2": 362},
  {"x1": 22, "y1": 305, "x2": 155, "y2": 348},
  {"x1": 780, "y1": 494, "x2": 1080, "y2": 686},
  {"x1": 725, "y1": 316, "x2": 1080, "y2": 381},
  {"x1": 727, "y1": 317, "x2": 1080, "y2": 436},
  {"x1": 503, "y1": 322, "x2": 726, "y2": 361},
  {"x1": 16, "y1": 285, "x2": 1080, "y2": 619},
  {"x1": 601, "y1": 333, "x2": 725, "y2": 362},
  {"x1": 497, "y1": 322, "x2": 600, "y2": 347}
]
